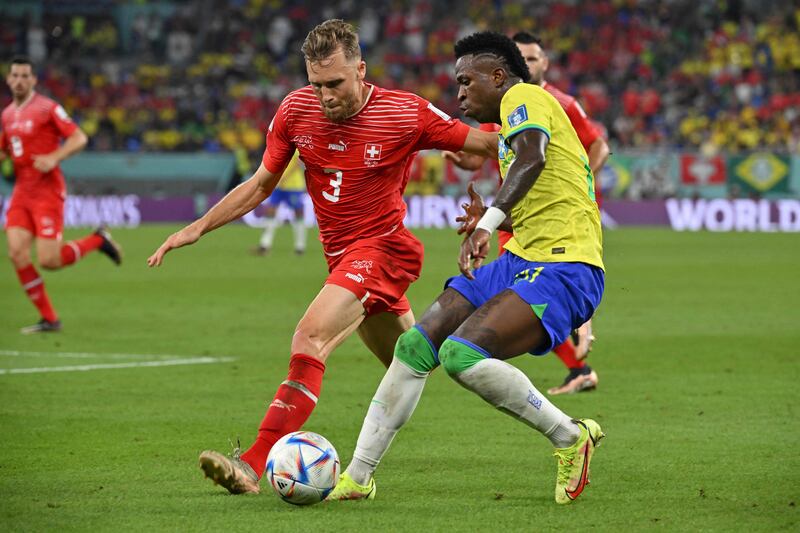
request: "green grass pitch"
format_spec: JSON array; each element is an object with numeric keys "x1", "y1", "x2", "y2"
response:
[{"x1": 1, "y1": 225, "x2": 798, "y2": 531}]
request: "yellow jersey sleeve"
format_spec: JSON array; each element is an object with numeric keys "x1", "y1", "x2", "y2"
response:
[
  {"x1": 500, "y1": 83, "x2": 553, "y2": 143},
  {"x1": 497, "y1": 83, "x2": 604, "y2": 270}
]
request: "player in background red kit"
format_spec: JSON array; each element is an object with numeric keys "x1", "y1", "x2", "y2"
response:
[
  {"x1": 446, "y1": 32, "x2": 610, "y2": 395},
  {"x1": 147, "y1": 20, "x2": 497, "y2": 495},
  {"x1": 2, "y1": 56, "x2": 122, "y2": 334}
]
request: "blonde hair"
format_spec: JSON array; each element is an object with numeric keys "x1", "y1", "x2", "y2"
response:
[{"x1": 301, "y1": 19, "x2": 361, "y2": 63}]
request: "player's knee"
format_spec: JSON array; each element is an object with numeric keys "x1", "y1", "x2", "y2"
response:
[
  {"x1": 292, "y1": 328, "x2": 322, "y2": 356},
  {"x1": 38, "y1": 254, "x2": 61, "y2": 270},
  {"x1": 291, "y1": 327, "x2": 325, "y2": 358},
  {"x1": 439, "y1": 337, "x2": 487, "y2": 377},
  {"x1": 7, "y1": 246, "x2": 29, "y2": 267},
  {"x1": 394, "y1": 326, "x2": 438, "y2": 374}
]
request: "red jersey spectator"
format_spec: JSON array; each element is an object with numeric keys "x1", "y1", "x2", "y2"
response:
[{"x1": 2, "y1": 56, "x2": 122, "y2": 334}]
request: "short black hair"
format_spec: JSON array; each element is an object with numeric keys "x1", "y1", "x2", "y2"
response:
[
  {"x1": 10, "y1": 55, "x2": 34, "y2": 70},
  {"x1": 454, "y1": 31, "x2": 531, "y2": 83},
  {"x1": 511, "y1": 32, "x2": 543, "y2": 47}
]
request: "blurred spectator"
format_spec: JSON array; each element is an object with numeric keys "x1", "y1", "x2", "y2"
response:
[{"x1": 0, "y1": 0, "x2": 797, "y2": 156}]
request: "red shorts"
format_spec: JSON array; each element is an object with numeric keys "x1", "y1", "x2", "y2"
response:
[
  {"x1": 497, "y1": 230, "x2": 513, "y2": 256},
  {"x1": 4, "y1": 192, "x2": 64, "y2": 240},
  {"x1": 325, "y1": 227, "x2": 424, "y2": 317}
]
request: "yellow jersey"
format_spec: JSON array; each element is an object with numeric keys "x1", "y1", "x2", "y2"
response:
[
  {"x1": 277, "y1": 151, "x2": 306, "y2": 192},
  {"x1": 498, "y1": 82, "x2": 603, "y2": 270}
]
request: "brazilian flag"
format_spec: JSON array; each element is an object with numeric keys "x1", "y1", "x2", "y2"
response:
[{"x1": 728, "y1": 153, "x2": 790, "y2": 194}]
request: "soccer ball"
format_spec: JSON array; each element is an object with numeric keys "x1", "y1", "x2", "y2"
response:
[{"x1": 266, "y1": 431, "x2": 340, "y2": 505}]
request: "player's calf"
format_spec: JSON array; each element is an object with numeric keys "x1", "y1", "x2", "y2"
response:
[{"x1": 571, "y1": 320, "x2": 595, "y2": 361}]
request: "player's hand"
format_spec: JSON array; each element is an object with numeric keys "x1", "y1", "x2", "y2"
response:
[
  {"x1": 146, "y1": 226, "x2": 202, "y2": 267},
  {"x1": 32, "y1": 153, "x2": 59, "y2": 173},
  {"x1": 455, "y1": 182, "x2": 486, "y2": 236},
  {"x1": 441, "y1": 150, "x2": 463, "y2": 165},
  {"x1": 458, "y1": 228, "x2": 491, "y2": 280},
  {"x1": 443, "y1": 150, "x2": 484, "y2": 171}
]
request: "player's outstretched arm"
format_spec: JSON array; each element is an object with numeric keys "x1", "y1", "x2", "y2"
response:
[
  {"x1": 33, "y1": 128, "x2": 88, "y2": 173},
  {"x1": 442, "y1": 150, "x2": 486, "y2": 170},
  {"x1": 147, "y1": 163, "x2": 281, "y2": 267},
  {"x1": 587, "y1": 136, "x2": 610, "y2": 176},
  {"x1": 492, "y1": 129, "x2": 547, "y2": 213},
  {"x1": 457, "y1": 130, "x2": 547, "y2": 278},
  {"x1": 460, "y1": 127, "x2": 498, "y2": 159}
]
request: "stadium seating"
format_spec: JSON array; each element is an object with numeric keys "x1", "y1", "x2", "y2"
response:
[{"x1": 2, "y1": 0, "x2": 797, "y2": 158}]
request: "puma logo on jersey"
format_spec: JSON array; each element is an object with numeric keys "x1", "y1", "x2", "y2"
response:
[
  {"x1": 328, "y1": 139, "x2": 348, "y2": 152},
  {"x1": 345, "y1": 272, "x2": 365, "y2": 284}
]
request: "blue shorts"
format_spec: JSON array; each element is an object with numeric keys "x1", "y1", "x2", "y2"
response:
[
  {"x1": 445, "y1": 252, "x2": 604, "y2": 355},
  {"x1": 267, "y1": 189, "x2": 304, "y2": 210}
]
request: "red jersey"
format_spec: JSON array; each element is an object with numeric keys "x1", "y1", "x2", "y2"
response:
[
  {"x1": 1, "y1": 92, "x2": 77, "y2": 200},
  {"x1": 541, "y1": 81, "x2": 601, "y2": 153},
  {"x1": 262, "y1": 84, "x2": 470, "y2": 256},
  {"x1": 479, "y1": 122, "x2": 501, "y2": 174}
]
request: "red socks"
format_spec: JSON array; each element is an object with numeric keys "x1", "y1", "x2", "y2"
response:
[
  {"x1": 241, "y1": 354, "x2": 326, "y2": 477},
  {"x1": 15, "y1": 265, "x2": 58, "y2": 322},
  {"x1": 553, "y1": 339, "x2": 586, "y2": 370},
  {"x1": 14, "y1": 232, "x2": 103, "y2": 323},
  {"x1": 60, "y1": 233, "x2": 103, "y2": 266}
]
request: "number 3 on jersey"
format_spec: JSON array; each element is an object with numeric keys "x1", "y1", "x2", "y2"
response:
[{"x1": 322, "y1": 168, "x2": 343, "y2": 202}]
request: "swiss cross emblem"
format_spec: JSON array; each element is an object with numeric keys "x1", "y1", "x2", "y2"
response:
[{"x1": 364, "y1": 143, "x2": 382, "y2": 160}]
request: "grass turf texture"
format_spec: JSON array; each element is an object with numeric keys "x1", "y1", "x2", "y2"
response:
[{"x1": 0, "y1": 225, "x2": 798, "y2": 532}]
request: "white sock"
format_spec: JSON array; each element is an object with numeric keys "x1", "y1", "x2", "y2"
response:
[
  {"x1": 453, "y1": 358, "x2": 580, "y2": 448},
  {"x1": 346, "y1": 358, "x2": 429, "y2": 485},
  {"x1": 259, "y1": 218, "x2": 279, "y2": 249},
  {"x1": 291, "y1": 220, "x2": 306, "y2": 252}
]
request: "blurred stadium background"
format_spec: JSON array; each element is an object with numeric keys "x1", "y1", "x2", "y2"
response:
[{"x1": 1, "y1": 0, "x2": 799, "y2": 230}]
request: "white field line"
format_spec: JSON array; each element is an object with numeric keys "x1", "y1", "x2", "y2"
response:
[
  {"x1": 0, "y1": 356, "x2": 235, "y2": 375},
  {"x1": 0, "y1": 350, "x2": 194, "y2": 360}
]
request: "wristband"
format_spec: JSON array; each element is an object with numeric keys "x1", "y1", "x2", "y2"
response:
[{"x1": 474, "y1": 206, "x2": 506, "y2": 235}]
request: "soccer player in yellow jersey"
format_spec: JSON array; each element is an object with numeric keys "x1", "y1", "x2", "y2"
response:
[
  {"x1": 252, "y1": 151, "x2": 307, "y2": 255},
  {"x1": 328, "y1": 32, "x2": 606, "y2": 505}
]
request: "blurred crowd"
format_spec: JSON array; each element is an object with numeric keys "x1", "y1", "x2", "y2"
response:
[{"x1": 1, "y1": 0, "x2": 799, "y2": 161}]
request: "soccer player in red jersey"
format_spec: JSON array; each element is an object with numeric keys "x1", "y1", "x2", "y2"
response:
[
  {"x1": 147, "y1": 20, "x2": 496, "y2": 495},
  {"x1": 2, "y1": 56, "x2": 122, "y2": 334},
  {"x1": 445, "y1": 32, "x2": 610, "y2": 395}
]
